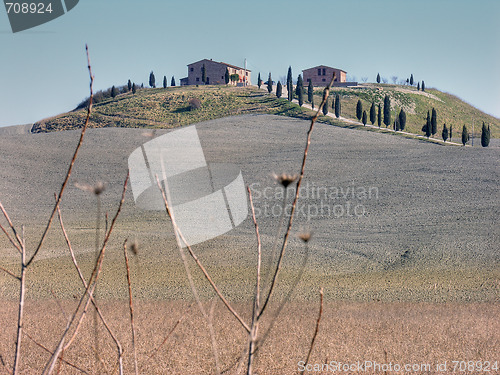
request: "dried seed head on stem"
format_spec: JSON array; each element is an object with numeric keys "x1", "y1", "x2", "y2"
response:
[
  {"x1": 297, "y1": 231, "x2": 313, "y2": 243},
  {"x1": 272, "y1": 173, "x2": 298, "y2": 188},
  {"x1": 74, "y1": 181, "x2": 107, "y2": 196}
]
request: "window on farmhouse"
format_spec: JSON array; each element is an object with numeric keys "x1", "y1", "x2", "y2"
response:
[
  {"x1": 322, "y1": 68, "x2": 326, "y2": 75},
  {"x1": 318, "y1": 68, "x2": 321, "y2": 76},
  {"x1": 196, "y1": 77, "x2": 199, "y2": 82},
  {"x1": 190, "y1": 68, "x2": 194, "y2": 72}
]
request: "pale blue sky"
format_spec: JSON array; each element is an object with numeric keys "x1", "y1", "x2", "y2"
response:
[{"x1": 1, "y1": 0, "x2": 499, "y2": 127}]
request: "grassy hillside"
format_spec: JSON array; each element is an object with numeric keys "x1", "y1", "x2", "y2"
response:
[
  {"x1": 32, "y1": 84, "x2": 500, "y2": 139},
  {"x1": 32, "y1": 86, "x2": 310, "y2": 132},
  {"x1": 318, "y1": 84, "x2": 500, "y2": 138}
]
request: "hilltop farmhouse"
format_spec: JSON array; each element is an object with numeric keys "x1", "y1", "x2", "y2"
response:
[
  {"x1": 302, "y1": 65, "x2": 357, "y2": 87},
  {"x1": 180, "y1": 59, "x2": 251, "y2": 86}
]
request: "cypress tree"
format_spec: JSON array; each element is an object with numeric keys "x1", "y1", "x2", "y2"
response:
[
  {"x1": 410, "y1": 74, "x2": 414, "y2": 86},
  {"x1": 287, "y1": 67, "x2": 293, "y2": 101},
  {"x1": 356, "y1": 99, "x2": 363, "y2": 121},
  {"x1": 267, "y1": 73, "x2": 272, "y2": 93},
  {"x1": 383, "y1": 95, "x2": 391, "y2": 127},
  {"x1": 201, "y1": 65, "x2": 206, "y2": 84},
  {"x1": 377, "y1": 103, "x2": 382, "y2": 127},
  {"x1": 307, "y1": 79, "x2": 313, "y2": 104},
  {"x1": 163, "y1": 76, "x2": 167, "y2": 89},
  {"x1": 442, "y1": 123, "x2": 449, "y2": 142},
  {"x1": 276, "y1": 81, "x2": 282, "y2": 98},
  {"x1": 449, "y1": 125, "x2": 453, "y2": 141},
  {"x1": 257, "y1": 72, "x2": 262, "y2": 89},
  {"x1": 481, "y1": 122, "x2": 490, "y2": 147},
  {"x1": 370, "y1": 102, "x2": 376, "y2": 124},
  {"x1": 335, "y1": 94, "x2": 341, "y2": 118},
  {"x1": 296, "y1": 74, "x2": 303, "y2": 98},
  {"x1": 149, "y1": 71, "x2": 156, "y2": 88},
  {"x1": 127, "y1": 79, "x2": 132, "y2": 91},
  {"x1": 423, "y1": 111, "x2": 431, "y2": 138},
  {"x1": 225, "y1": 68, "x2": 230, "y2": 85},
  {"x1": 171, "y1": 76, "x2": 176, "y2": 86},
  {"x1": 132, "y1": 83, "x2": 136, "y2": 94},
  {"x1": 376, "y1": 73, "x2": 381, "y2": 83},
  {"x1": 362, "y1": 110, "x2": 367, "y2": 126},
  {"x1": 298, "y1": 84, "x2": 304, "y2": 106},
  {"x1": 417, "y1": 82, "x2": 420, "y2": 91},
  {"x1": 462, "y1": 125, "x2": 469, "y2": 145},
  {"x1": 399, "y1": 108, "x2": 406, "y2": 131},
  {"x1": 422, "y1": 80, "x2": 425, "y2": 91},
  {"x1": 111, "y1": 85, "x2": 117, "y2": 98},
  {"x1": 431, "y1": 108, "x2": 437, "y2": 135},
  {"x1": 322, "y1": 92, "x2": 329, "y2": 116},
  {"x1": 287, "y1": 66, "x2": 293, "y2": 87}
]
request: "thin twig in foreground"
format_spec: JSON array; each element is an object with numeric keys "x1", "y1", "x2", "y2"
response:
[
  {"x1": 0, "y1": 201, "x2": 23, "y2": 252},
  {"x1": 253, "y1": 235, "x2": 311, "y2": 356},
  {"x1": 0, "y1": 354, "x2": 9, "y2": 375},
  {"x1": 155, "y1": 175, "x2": 250, "y2": 334},
  {"x1": 43, "y1": 172, "x2": 129, "y2": 375},
  {"x1": 299, "y1": 288, "x2": 324, "y2": 375},
  {"x1": 12, "y1": 226, "x2": 26, "y2": 375},
  {"x1": 25, "y1": 44, "x2": 94, "y2": 269},
  {"x1": 123, "y1": 240, "x2": 139, "y2": 375},
  {"x1": 246, "y1": 187, "x2": 262, "y2": 375},
  {"x1": 147, "y1": 304, "x2": 192, "y2": 361},
  {"x1": 24, "y1": 332, "x2": 89, "y2": 374},
  {"x1": 0, "y1": 265, "x2": 18, "y2": 280},
  {"x1": 56, "y1": 196, "x2": 126, "y2": 373},
  {"x1": 258, "y1": 73, "x2": 336, "y2": 320},
  {"x1": 0, "y1": 217, "x2": 21, "y2": 253},
  {"x1": 155, "y1": 175, "x2": 222, "y2": 374}
]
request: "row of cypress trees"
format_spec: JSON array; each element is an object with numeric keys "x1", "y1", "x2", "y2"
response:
[
  {"x1": 422, "y1": 109, "x2": 491, "y2": 147},
  {"x1": 148, "y1": 71, "x2": 176, "y2": 88},
  {"x1": 260, "y1": 70, "x2": 492, "y2": 147}
]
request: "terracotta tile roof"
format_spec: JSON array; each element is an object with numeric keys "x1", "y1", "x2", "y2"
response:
[
  {"x1": 187, "y1": 59, "x2": 251, "y2": 72},
  {"x1": 302, "y1": 65, "x2": 346, "y2": 73}
]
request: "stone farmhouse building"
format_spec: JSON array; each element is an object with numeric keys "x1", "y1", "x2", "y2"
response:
[
  {"x1": 302, "y1": 65, "x2": 357, "y2": 87},
  {"x1": 180, "y1": 59, "x2": 251, "y2": 86}
]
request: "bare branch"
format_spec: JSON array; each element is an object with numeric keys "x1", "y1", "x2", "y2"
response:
[
  {"x1": 24, "y1": 332, "x2": 89, "y2": 374},
  {"x1": 246, "y1": 187, "x2": 262, "y2": 375},
  {"x1": 147, "y1": 304, "x2": 192, "y2": 361},
  {"x1": 259, "y1": 73, "x2": 336, "y2": 319},
  {"x1": 299, "y1": 288, "x2": 324, "y2": 374},
  {"x1": 0, "y1": 265, "x2": 19, "y2": 280},
  {"x1": 12, "y1": 226, "x2": 26, "y2": 375},
  {"x1": 155, "y1": 175, "x2": 250, "y2": 333},
  {"x1": 123, "y1": 240, "x2": 139, "y2": 375},
  {"x1": 0, "y1": 219, "x2": 21, "y2": 253},
  {"x1": 0, "y1": 353, "x2": 10, "y2": 375},
  {"x1": 26, "y1": 44, "x2": 94, "y2": 268},
  {"x1": 253, "y1": 235, "x2": 311, "y2": 355},
  {"x1": 57, "y1": 201, "x2": 125, "y2": 369},
  {"x1": 43, "y1": 172, "x2": 128, "y2": 375}
]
